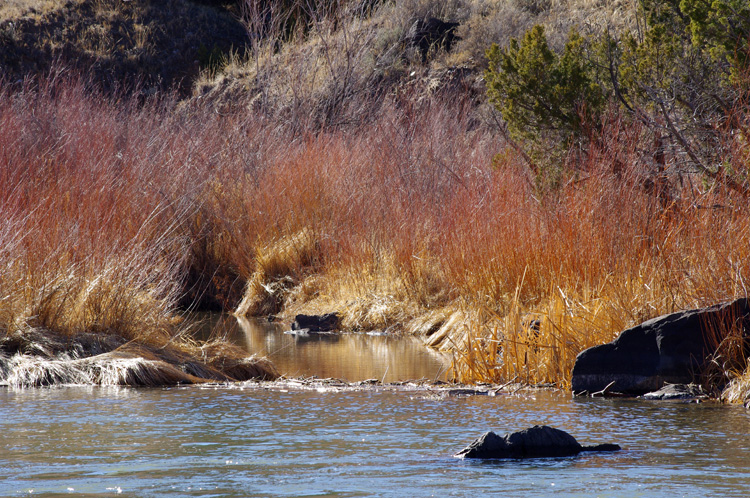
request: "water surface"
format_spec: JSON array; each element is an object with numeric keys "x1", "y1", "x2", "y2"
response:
[
  {"x1": 3, "y1": 315, "x2": 749, "y2": 497},
  {"x1": 2, "y1": 386, "x2": 749, "y2": 497},
  {"x1": 193, "y1": 313, "x2": 451, "y2": 382}
]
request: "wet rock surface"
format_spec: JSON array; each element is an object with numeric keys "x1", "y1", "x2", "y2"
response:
[
  {"x1": 454, "y1": 425, "x2": 621, "y2": 459},
  {"x1": 571, "y1": 298, "x2": 750, "y2": 395}
]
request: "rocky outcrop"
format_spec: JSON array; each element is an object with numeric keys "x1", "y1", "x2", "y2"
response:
[
  {"x1": 455, "y1": 425, "x2": 620, "y2": 459},
  {"x1": 291, "y1": 313, "x2": 340, "y2": 333},
  {"x1": 572, "y1": 298, "x2": 750, "y2": 395}
]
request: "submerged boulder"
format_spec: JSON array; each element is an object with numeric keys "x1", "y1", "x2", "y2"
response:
[
  {"x1": 571, "y1": 298, "x2": 750, "y2": 395},
  {"x1": 455, "y1": 425, "x2": 620, "y2": 459}
]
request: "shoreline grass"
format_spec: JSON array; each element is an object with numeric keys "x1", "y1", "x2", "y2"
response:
[
  {"x1": 1, "y1": 70, "x2": 749, "y2": 398},
  {"x1": 0, "y1": 75, "x2": 278, "y2": 386}
]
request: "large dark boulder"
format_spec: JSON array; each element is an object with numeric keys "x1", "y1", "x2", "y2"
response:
[
  {"x1": 291, "y1": 313, "x2": 340, "y2": 332},
  {"x1": 455, "y1": 425, "x2": 620, "y2": 459},
  {"x1": 571, "y1": 298, "x2": 750, "y2": 395}
]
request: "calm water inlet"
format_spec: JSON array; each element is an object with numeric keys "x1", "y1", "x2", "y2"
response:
[
  {"x1": 192, "y1": 313, "x2": 451, "y2": 382},
  {"x1": 1, "y1": 387, "x2": 750, "y2": 497}
]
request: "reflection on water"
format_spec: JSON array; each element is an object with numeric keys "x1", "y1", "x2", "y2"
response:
[
  {"x1": 192, "y1": 313, "x2": 451, "y2": 382},
  {"x1": 1, "y1": 387, "x2": 749, "y2": 497}
]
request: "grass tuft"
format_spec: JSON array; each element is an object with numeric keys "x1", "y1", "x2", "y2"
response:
[{"x1": 235, "y1": 229, "x2": 321, "y2": 317}]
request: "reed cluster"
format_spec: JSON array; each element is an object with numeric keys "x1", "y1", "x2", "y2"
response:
[
  {"x1": 0, "y1": 75, "x2": 278, "y2": 386},
  {"x1": 2, "y1": 71, "x2": 749, "y2": 397}
]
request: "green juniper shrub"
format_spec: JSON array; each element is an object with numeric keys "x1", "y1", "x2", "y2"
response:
[
  {"x1": 484, "y1": 0, "x2": 750, "y2": 192},
  {"x1": 484, "y1": 25, "x2": 606, "y2": 180},
  {"x1": 615, "y1": 0, "x2": 750, "y2": 192}
]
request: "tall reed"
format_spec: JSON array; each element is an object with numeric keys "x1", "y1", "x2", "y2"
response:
[{"x1": 2, "y1": 70, "x2": 748, "y2": 394}]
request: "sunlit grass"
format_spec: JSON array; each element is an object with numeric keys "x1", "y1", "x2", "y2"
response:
[
  {"x1": 2, "y1": 71, "x2": 749, "y2": 396},
  {"x1": 0, "y1": 76, "x2": 277, "y2": 385}
]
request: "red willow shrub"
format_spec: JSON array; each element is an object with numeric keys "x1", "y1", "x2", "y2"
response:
[{"x1": 2, "y1": 71, "x2": 749, "y2": 392}]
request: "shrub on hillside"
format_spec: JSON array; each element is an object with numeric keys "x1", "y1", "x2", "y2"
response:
[
  {"x1": 484, "y1": 0, "x2": 750, "y2": 193},
  {"x1": 485, "y1": 25, "x2": 605, "y2": 164}
]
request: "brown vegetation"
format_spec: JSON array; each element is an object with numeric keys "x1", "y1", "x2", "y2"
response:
[
  {"x1": 2, "y1": 1, "x2": 749, "y2": 399},
  {"x1": 0, "y1": 0, "x2": 248, "y2": 95},
  {"x1": 0, "y1": 75, "x2": 278, "y2": 386},
  {"x1": 197, "y1": 0, "x2": 636, "y2": 126},
  {"x1": 3, "y1": 67, "x2": 749, "y2": 393}
]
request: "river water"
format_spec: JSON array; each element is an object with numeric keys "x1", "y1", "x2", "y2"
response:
[
  {"x1": 2, "y1": 315, "x2": 750, "y2": 497},
  {"x1": 2, "y1": 387, "x2": 750, "y2": 497}
]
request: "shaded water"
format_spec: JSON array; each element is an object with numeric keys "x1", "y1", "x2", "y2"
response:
[
  {"x1": 2, "y1": 386, "x2": 750, "y2": 497},
  {"x1": 193, "y1": 314, "x2": 451, "y2": 382}
]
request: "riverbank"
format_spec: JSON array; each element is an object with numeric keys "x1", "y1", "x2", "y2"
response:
[
  {"x1": 3, "y1": 2, "x2": 750, "y2": 399},
  {"x1": 0, "y1": 326, "x2": 279, "y2": 387},
  {"x1": 2, "y1": 71, "x2": 750, "y2": 398}
]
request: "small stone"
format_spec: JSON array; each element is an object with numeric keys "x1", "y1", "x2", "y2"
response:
[
  {"x1": 642, "y1": 383, "x2": 707, "y2": 401},
  {"x1": 291, "y1": 313, "x2": 340, "y2": 332}
]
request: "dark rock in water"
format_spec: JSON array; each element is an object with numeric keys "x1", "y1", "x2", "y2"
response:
[
  {"x1": 642, "y1": 383, "x2": 707, "y2": 401},
  {"x1": 454, "y1": 425, "x2": 620, "y2": 459},
  {"x1": 291, "y1": 313, "x2": 340, "y2": 332},
  {"x1": 406, "y1": 17, "x2": 460, "y2": 61},
  {"x1": 571, "y1": 298, "x2": 750, "y2": 395}
]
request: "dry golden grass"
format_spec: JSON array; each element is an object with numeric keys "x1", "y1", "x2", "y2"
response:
[
  {"x1": 0, "y1": 0, "x2": 72, "y2": 20},
  {"x1": 723, "y1": 373, "x2": 750, "y2": 406},
  {"x1": 0, "y1": 76, "x2": 277, "y2": 386},
  {"x1": 451, "y1": 0, "x2": 636, "y2": 55},
  {"x1": 199, "y1": 0, "x2": 639, "y2": 118},
  {"x1": 2, "y1": 68, "x2": 750, "y2": 397},
  {"x1": 445, "y1": 147, "x2": 750, "y2": 388},
  {"x1": 235, "y1": 229, "x2": 321, "y2": 316}
]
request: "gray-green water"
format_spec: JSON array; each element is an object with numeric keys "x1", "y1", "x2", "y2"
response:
[
  {"x1": 3, "y1": 315, "x2": 750, "y2": 497},
  {"x1": 2, "y1": 386, "x2": 750, "y2": 497}
]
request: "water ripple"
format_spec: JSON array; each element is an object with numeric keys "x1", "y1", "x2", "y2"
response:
[{"x1": 1, "y1": 388, "x2": 749, "y2": 497}]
